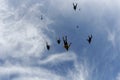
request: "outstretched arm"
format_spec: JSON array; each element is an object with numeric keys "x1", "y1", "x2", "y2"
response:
[
  {"x1": 63, "y1": 37, "x2": 65, "y2": 41},
  {"x1": 91, "y1": 34, "x2": 92, "y2": 38},
  {"x1": 65, "y1": 36, "x2": 67, "y2": 41},
  {"x1": 73, "y1": 3, "x2": 75, "y2": 6},
  {"x1": 69, "y1": 43, "x2": 72, "y2": 47},
  {"x1": 76, "y1": 3, "x2": 77, "y2": 7},
  {"x1": 63, "y1": 36, "x2": 66, "y2": 44}
]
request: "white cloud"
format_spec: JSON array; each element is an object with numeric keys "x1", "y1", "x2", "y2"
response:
[
  {"x1": 68, "y1": 62, "x2": 90, "y2": 80},
  {"x1": 2, "y1": 0, "x2": 120, "y2": 80},
  {"x1": 0, "y1": 0, "x2": 91, "y2": 80},
  {"x1": 0, "y1": 0, "x2": 52, "y2": 58},
  {"x1": 107, "y1": 30, "x2": 116, "y2": 47},
  {"x1": 116, "y1": 73, "x2": 120, "y2": 80},
  {"x1": 0, "y1": 61, "x2": 90, "y2": 80},
  {"x1": 0, "y1": 65, "x2": 64, "y2": 80},
  {"x1": 39, "y1": 51, "x2": 77, "y2": 65}
]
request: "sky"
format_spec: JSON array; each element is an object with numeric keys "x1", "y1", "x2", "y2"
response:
[{"x1": 0, "y1": 0, "x2": 120, "y2": 80}]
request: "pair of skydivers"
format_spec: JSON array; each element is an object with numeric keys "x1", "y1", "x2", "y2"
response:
[
  {"x1": 46, "y1": 35, "x2": 92, "y2": 51},
  {"x1": 73, "y1": 2, "x2": 81, "y2": 11},
  {"x1": 73, "y1": 3, "x2": 77, "y2": 11},
  {"x1": 46, "y1": 36, "x2": 72, "y2": 51},
  {"x1": 63, "y1": 36, "x2": 72, "y2": 51}
]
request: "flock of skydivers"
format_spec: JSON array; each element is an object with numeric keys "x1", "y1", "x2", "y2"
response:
[{"x1": 43, "y1": 3, "x2": 93, "y2": 51}]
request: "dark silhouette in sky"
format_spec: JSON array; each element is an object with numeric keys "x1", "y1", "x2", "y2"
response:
[
  {"x1": 87, "y1": 35, "x2": 92, "y2": 44},
  {"x1": 46, "y1": 42, "x2": 50, "y2": 50},
  {"x1": 57, "y1": 37, "x2": 61, "y2": 44},
  {"x1": 63, "y1": 36, "x2": 72, "y2": 51},
  {"x1": 41, "y1": 15, "x2": 43, "y2": 20},
  {"x1": 76, "y1": 25, "x2": 79, "y2": 28},
  {"x1": 73, "y1": 3, "x2": 77, "y2": 11}
]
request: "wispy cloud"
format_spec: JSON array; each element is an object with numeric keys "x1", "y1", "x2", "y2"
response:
[
  {"x1": 0, "y1": 0, "x2": 91, "y2": 80},
  {"x1": 68, "y1": 61, "x2": 90, "y2": 80},
  {"x1": 107, "y1": 29, "x2": 116, "y2": 47},
  {"x1": 39, "y1": 51, "x2": 76, "y2": 65},
  {"x1": 0, "y1": 60, "x2": 90, "y2": 80},
  {"x1": 0, "y1": 0, "x2": 52, "y2": 58},
  {"x1": 0, "y1": 65, "x2": 64, "y2": 80},
  {"x1": 0, "y1": 0, "x2": 120, "y2": 80},
  {"x1": 116, "y1": 73, "x2": 120, "y2": 80}
]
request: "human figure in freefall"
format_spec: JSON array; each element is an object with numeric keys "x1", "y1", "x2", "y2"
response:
[{"x1": 63, "y1": 36, "x2": 72, "y2": 51}]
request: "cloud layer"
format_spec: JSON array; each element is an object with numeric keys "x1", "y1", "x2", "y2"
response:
[
  {"x1": 0, "y1": 0, "x2": 120, "y2": 80},
  {"x1": 0, "y1": 0, "x2": 90, "y2": 80}
]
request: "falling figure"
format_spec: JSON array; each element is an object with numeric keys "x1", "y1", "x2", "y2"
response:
[
  {"x1": 63, "y1": 36, "x2": 72, "y2": 51},
  {"x1": 87, "y1": 35, "x2": 92, "y2": 44},
  {"x1": 57, "y1": 38, "x2": 61, "y2": 44},
  {"x1": 73, "y1": 3, "x2": 77, "y2": 11},
  {"x1": 41, "y1": 15, "x2": 43, "y2": 20},
  {"x1": 76, "y1": 25, "x2": 79, "y2": 28},
  {"x1": 46, "y1": 42, "x2": 50, "y2": 50}
]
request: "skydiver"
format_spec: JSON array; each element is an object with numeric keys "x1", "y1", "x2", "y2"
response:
[
  {"x1": 41, "y1": 15, "x2": 43, "y2": 20},
  {"x1": 64, "y1": 43, "x2": 72, "y2": 51},
  {"x1": 56, "y1": 37, "x2": 61, "y2": 44},
  {"x1": 73, "y1": 3, "x2": 77, "y2": 11},
  {"x1": 76, "y1": 25, "x2": 79, "y2": 28},
  {"x1": 46, "y1": 42, "x2": 50, "y2": 50},
  {"x1": 87, "y1": 34, "x2": 92, "y2": 44},
  {"x1": 63, "y1": 36, "x2": 72, "y2": 51}
]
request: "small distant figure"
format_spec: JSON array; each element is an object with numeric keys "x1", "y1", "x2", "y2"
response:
[
  {"x1": 56, "y1": 37, "x2": 61, "y2": 44},
  {"x1": 76, "y1": 25, "x2": 79, "y2": 28},
  {"x1": 46, "y1": 42, "x2": 50, "y2": 50},
  {"x1": 73, "y1": 3, "x2": 77, "y2": 11},
  {"x1": 63, "y1": 36, "x2": 72, "y2": 51},
  {"x1": 41, "y1": 15, "x2": 43, "y2": 20},
  {"x1": 87, "y1": 34, "x2": 92, "y2": 44},
  {"x1": 79, "y1": 8, "x2": 81, "y2": 11}
]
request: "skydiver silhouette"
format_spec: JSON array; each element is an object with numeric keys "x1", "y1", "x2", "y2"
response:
[
  {"x1": 46, "y1": 42, "x2": 50, "y2": 50},
  {"x1": 57, "y1": 37, "x2": 61, "y2": 44},
  {"x1": 63, "y1": 36, "x2": 71, "y2": 51},
  {"x1": 41, "y1": 15, "x2": 43, "y2": 20},
  {"x1": 73, "y1": 3, "x2": 77, "y2": 11},
  {"x1": 87, "y1": 34, "x2": 92, "y2": 44},
  {"x1": 76, "y1": 25, "x2": 79, "y2": 28}
]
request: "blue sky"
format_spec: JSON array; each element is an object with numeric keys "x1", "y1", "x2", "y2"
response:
[{"x1": 0, "y1": 0, "x2": 120, "y2": 80}]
